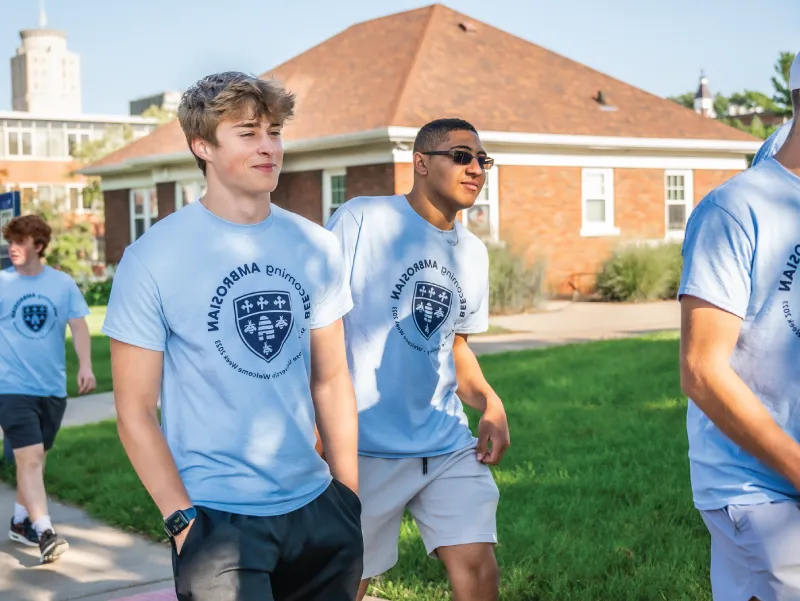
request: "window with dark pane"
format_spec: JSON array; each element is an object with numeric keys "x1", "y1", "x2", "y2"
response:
[
  {"x1": 330, "y1": 174, "x2": 346, "y2": 218},
  {"x1": 668, "y1": 204, "x2": 686, "y2": 231}
]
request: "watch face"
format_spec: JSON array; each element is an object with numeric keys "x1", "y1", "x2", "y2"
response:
[{"x1": 166, "y1": 511, "x2": 189, "y2": 536}]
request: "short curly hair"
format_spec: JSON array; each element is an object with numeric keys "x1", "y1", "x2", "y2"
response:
[
  {"x1": 2, "y1": 214, "x2": 51, "y2": 257},
  {"x1": 413, "y1": 118, "x2": 478, "y2": 153},
  {"x1": 177, "y1": 71, "x2": 296, "y2": 175}
]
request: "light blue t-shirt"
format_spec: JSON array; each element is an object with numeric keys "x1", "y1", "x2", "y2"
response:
[
  {"x1": 0, "y1": 266, "x2": 89, "y2": 398},
  {"x1": 102, "y1": 201, "x2": 353, "y2": 516},
  {"x1": 325, "y1": 195, "x2": 489, "y2": 458},
  {"x1": 679, "y1": 157, "x2": 800, "y2": 510},
  {"x1": 751, "y1": 120, "x2": 792, "y2": 166}
]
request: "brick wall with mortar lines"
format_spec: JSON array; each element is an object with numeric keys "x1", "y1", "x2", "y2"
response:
[
  {"x1": 103, "y1": 189, "x2": 130, "y2": 264},
  {"x1": 694, "y1": 170, "x2": 741, "y2": 205},
  {"x1": 271, "y1": 170, "x2": 323, "y2": 224},
  {"x1": 346, "y1": 164, "x2": 395, "y2": 199},
  {"x1": 499, "y1": 166, "x2": 742, "y2": 296},
  {"x1": 394, "y1": 163, "x2": 414, "y2": 195}
]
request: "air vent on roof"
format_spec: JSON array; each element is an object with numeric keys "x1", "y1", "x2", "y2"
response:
[
  {"x1": 594, "y1": 90, "x2": 618, "y2": 111},
  {"x1": 458, "y1": 21, "x2": 477, "y2": 33}
]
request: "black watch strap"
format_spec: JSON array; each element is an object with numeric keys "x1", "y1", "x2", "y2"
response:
[{"x1": 163, "y1": 507, "x2": 197, "y2": 538}]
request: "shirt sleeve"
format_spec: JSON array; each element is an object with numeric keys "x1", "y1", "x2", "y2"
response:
[
  {"x1": 324, "y1": 204, "x2": 362, "y2": 287},
  {"x1": 308, "y1": 232, "x2": 354, "y2": 330},
  {"x1": 67, "y1": 279, "x2": 90, "y2": 319},
  {"x1": 678, "y1": 197, "x2": 754, "y2": 319},
  {"x1": 457, "y1": 246, "x2": 490, "y2": 334},
  {"x1": 101, "y1": 248, "x2": 169, "y2": 351}
]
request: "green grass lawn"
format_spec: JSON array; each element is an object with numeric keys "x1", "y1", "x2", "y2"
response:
[
  {"x1": 474, "y1": 324, "x2": 517, "y2": 336},
  {"x1": 65, "y1": 308, "x2": 512, "y2": 396},
  {"x1": 2, "y1": 331, "x2": 713, "y2": 600},
  {"x1": 65, "y1": 307, "x2": 112, "y2": 398}
]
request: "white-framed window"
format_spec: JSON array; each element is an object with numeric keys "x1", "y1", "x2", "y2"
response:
[
  {"x1": 130, "y1": 188, "x2": 159, "y2": 242},
  {"x1": 5, "y1": 184, "x2": 77, "y2": 211},
  {"x1": 322, "y1": 169, "x2": 346, "y2": 224},
  {"x1": 67, "y1": 186, "x2": 86, "y2": 213},
  {"x1": 53, "y1": 185, "x2": 67, "y2": 209},
  {"x1": 462, "y1": 166, "x2": 500, "y2": 242},
  {"x1": 19, "y1": 185, "x2": 36, "y2": 207},
  {"x1": 175, "y1": 180, "x2": 206, "y2": 210},
  {"x1": 6, "y1": 123, "x2": 33, "y2": 157},
  {"x1": 94, "y1": 237, "x2": 106, "y2": 263},
  {"x1": 580, "y1": 168, "x2": 619, "y2": 237},
  {"x1": 15, "y1": 184, "x2": 87, "y2": 213},
  {"x1": 665, "y1": 170, "x2": 694, "y2": 238},
  {"x1": 66, "y1": 130, "x2": 91, "y2": 158}
]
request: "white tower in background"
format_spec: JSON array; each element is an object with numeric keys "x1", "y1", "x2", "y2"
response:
[
  {"x1": 693, "y1": 71, "x2": 716, "y2": 119},
  {"x1": 10, "y1": 0, "x2": 82, "y2": 114}
]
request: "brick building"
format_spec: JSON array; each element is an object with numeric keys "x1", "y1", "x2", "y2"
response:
[
  {"x1": 2, "y1": 15, "x2": 158, "y2": 270},
  {"x1": 82, "y1": 4, "x2": 761, "y2": 294}
]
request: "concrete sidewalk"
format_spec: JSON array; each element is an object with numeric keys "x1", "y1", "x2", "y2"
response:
[
  {"x1": 0, "y1": 300, "x2": 680, "y2": 600},
  {"x1": 3, "y1": 301, "x2": 682, "y2": 446},
  {"x1": 471, "y1": 299, "x2": 679, "y2": 355},
  {"x1": 0, "y1": 480, "x2": 381, "y2": 601},
  {"x1": 0, "y1": 483, "x2": 173, "y2": 601}
]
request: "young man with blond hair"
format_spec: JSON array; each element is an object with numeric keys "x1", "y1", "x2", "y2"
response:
[
  {"x1": 326, "y1": 118, "x2": 510, "y2": 601},
  {"x1": 103, "y1": 72, "x2": 362, "y2": 601},
  {"x1": 0, "y1": 214, "x2": 96, "y2": 563}
]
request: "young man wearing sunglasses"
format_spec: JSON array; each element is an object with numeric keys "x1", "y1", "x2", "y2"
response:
[{"x1": 325, "y1": 118, "x2": 510, "y2": 601}]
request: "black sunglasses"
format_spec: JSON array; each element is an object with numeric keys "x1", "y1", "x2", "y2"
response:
[{"x1": 420, "y1": 150, "x2": 494, "y2": 170}]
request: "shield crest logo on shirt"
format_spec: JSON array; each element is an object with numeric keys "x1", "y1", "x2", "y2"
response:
[
  {"x1": 412, "y1": 282, "x2": 452, "y2": 340},
  {"x1": 234, "y1": 291, "x2": 293, "y2": 363},
  {"x1": 22, "y1": 304, "x2": 48, "y2": 333}
]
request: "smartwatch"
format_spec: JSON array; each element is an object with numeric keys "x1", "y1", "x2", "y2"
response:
[{"x1": 163, "y1": 507, "x2": 197, "y2": 538}]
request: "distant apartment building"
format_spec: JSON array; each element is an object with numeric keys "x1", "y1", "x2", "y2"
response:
[
  {"x1": 2, "y1": 10, "x2": 158, "y2": 269},
  {"x1": 0, "y1": 110, "x2": 157, "y2": 209},
  {"x1": 11, "y1": 24, "x2": 81, "y2": 115},
  {"x1": 129, "y1": 91, "x2": 182, "y2": 116}
]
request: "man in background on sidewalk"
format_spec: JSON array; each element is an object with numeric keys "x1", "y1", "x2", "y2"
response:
[
  {"x1": 0, "y1": 214, "x2": 96, "y2": 563},
  {"x1": 326, "y1": 118, "x2": 510, "y2": 601}
]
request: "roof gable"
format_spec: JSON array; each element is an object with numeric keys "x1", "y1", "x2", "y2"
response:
[
  {"x1": 390, "y1": 5, "x2": 753, "y2": 141},
  {"x1": 86, "y1": 3, "x2": 756, "y2": 172}
]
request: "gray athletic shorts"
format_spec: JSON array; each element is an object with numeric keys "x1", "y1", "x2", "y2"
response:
[
  {"x1": 700, "y1": 501, "x2": 800, "y2": 601},
  {"x1": 358, "y1": 444, "x2": 499, "y2": 580}
]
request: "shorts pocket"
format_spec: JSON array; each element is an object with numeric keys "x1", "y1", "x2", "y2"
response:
[
  {"x1": 332, "y1": 478, "x2": 362, "y2": 519},
  {"x1": 725, "y1": 505, "x2": 751, "y2": 535},
  {"x1": 177, "y1": 516, "x2": 203, "y2": 559}
]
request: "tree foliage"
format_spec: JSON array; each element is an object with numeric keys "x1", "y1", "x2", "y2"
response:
[
  {"x1": 69, "y1": 124, "x2": 137, "y2": 218},
  {"x1": 667, "y1": 51, "x2": 794, "y2": 140},
  {"x1": 667, "y1": 92, "x2": 694, "y2": 109},
  {"x1": 140, "y1": 104, "x2": 176, "y2": 124},
  {"x1": 772, "y1": 51, "x2": 795, "y2": 118},
  {"x1": 27, "y1": 200, "x2": 95, "y2": 280}
]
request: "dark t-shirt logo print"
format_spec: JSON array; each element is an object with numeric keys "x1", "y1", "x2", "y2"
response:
[
  {"x1": 413, "y1": 282, "x2": 452, "y2": 339},
  {"x1": 23, "y1": 304, "x2": 48, "y2": 333},
  {"x1": 234, "y1": 291, "x2": 293, "y2": 363}
]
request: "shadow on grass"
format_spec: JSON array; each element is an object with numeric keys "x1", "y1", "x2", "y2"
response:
[
  {"x1": 4, "y1": 335, "x2": 713, "y2": 601},
  {"x1": 65, "y1": 334, "x2": 112, "y2": 398}
]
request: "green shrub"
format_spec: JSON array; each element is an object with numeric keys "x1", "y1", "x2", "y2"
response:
[
  {"x1": 81, "y1": 278, "x2": 113, "y2": 306},
  {"x1": 596, "y1": 243, "x2": 682, "y2": 302},
  {"x1": 488, "y1": 243, "x2": 546, "y2": 314}
]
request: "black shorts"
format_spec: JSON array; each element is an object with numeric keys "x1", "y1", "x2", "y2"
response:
[
  {"x1": 171, "y1": 479, "x2": 364, "y2": 601},
  {"x1": 0, "y1": 394, "x2": 67, "y2": 451}
]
